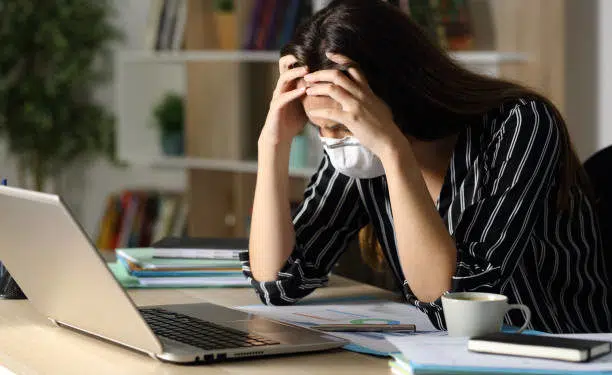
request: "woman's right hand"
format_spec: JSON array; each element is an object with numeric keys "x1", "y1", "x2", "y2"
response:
[{"x1": 259, "y1": 55, "x2": 309, "y2": 146}]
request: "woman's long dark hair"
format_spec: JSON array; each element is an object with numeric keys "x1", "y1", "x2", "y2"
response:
[{"x1": 281, "y1": 0, "x2": 588, "y2": 269}]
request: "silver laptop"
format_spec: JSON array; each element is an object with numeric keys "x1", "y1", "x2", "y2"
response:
[{"x1": 0, "y1": 186, "x2": 347, "y2": 364}]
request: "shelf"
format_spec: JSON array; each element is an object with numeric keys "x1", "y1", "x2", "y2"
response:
[
  {"x1": 118, "y1": 50, "x2": 528, "y2": 65},
  {"x1": 448, "y1": 51, "x2": 528, "y2": 64},
  {"x1": 128, "y1": 156, "x2": 317, "y2": 179},
  {"x1": 119, "y1": 50, "x2": 281, "y2": 64}
]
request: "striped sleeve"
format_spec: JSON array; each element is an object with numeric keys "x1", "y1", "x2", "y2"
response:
[
  {"x1": 241, "y1": 152, "x2": 370, "y2": 305},
  {"x1": 410, "y1": 101, "x2": 562, "y2": 325}
]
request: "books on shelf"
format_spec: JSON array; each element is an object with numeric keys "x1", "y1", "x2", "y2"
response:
[
  {"x1": 143, "y1": 0, "x2": 476, "y2": 53},
  {"x1": 113, "y1": 247, "x2": 249, "y2": 288},
  {"x1": 243, "y1": 0, "x2": 312, "y2": 50},
  {"x1": 95, "y1": 190, "x2": 188, "y2": 251},
  {"x1": 151, "y1": 236, "x2": 248, "y2": 260},
  {"x1": 145, "y1": 0, "x2": 187, "y2": 50},
  {"x1": 144, "y1": 0, "x2": 315, "y2": 51}
]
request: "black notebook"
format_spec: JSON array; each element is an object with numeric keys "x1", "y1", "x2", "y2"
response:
[
  {"x1": 151, "y1": 237, "x2": 248, "y2": 260},
  {"x1": 468, "y1": 332, "x2": 612, "y2": 363}
]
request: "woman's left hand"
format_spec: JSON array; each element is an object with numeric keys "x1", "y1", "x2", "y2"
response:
[{"x1": 304, "y1": 52, "x2": 405, "y2": 158}]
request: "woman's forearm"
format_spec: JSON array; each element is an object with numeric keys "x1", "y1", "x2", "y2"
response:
[
  {"x1": 249, "y1": 135, "x2": 296, "y2": 281},
  {"x1": 381, "y1": 139, "x2": 457, "y2": 302}
]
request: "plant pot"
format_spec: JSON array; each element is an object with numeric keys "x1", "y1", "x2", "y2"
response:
[
  {"x1": 214, "y1": 12, "x2": 238, "y2": 50},
  {"x1": 161, "y1": 130, "x2": 184, "y2": 156},
  {"x1": 289, "y1": 135, "x2": 309, "y2": 169}
]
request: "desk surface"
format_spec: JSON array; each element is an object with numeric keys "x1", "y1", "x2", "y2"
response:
[{"x1": 0, "y1": 275, "x2": 399, "y2": 375}]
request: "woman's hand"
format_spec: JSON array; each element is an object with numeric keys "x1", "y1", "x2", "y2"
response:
[
  {"x1": 259, "y1": 55, "x2": 309, "y2": 146},
  {"x1": 303, "y1": 52, "x2": 405, "y2": 158}
]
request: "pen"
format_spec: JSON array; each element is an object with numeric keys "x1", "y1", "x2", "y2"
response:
[{"x1": 313, "y1": 323, "x2": 416, "y2": 332}]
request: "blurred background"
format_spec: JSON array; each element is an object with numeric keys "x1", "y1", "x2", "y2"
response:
[{"x1": 0, "y1": 0, "x2": 609, "y2": 289}]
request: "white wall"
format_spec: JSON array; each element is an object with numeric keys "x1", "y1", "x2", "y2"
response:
[
  {"x1": 597, "y1": 0, "x2": 612, "y2": 152},
  {"x1": 565, "y1": 0, "x2": 598, "y2": 161},
  {"x1": 566, "y1": 0, "x2": 612, "y2": 161}
]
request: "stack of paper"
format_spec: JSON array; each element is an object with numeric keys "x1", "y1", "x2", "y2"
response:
[
  {"x1": 112, "y1": 248, "x2": 249, "y2": 288},
  {"x1": 386, "y1": 334, "x2": 612, "y2": 374}
]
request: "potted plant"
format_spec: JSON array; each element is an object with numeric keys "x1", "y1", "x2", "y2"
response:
[
  {"x1": 214, "y1": 0, "x2": 237, "y2": 50},
  {"x1": 153, "y1": 92, "x2": 185, "y2": 156},
  {"x1": 0, "y1": 0, "x2": 123, "y2": 192}
]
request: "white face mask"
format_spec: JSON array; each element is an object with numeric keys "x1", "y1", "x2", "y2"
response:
[{"x1": 319, "y1": 136, "x2": 385, "y2": 179}]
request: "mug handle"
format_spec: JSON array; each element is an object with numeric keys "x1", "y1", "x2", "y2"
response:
[{"x1": 506, "y1": 304, "x2": 531, "y2": 333}]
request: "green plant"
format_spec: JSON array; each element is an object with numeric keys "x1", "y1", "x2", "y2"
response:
[
  {"x1": 214, "y1": 0, "x2": 235, "y2": 13},
  {"x1": 153, "y1": 92, "x2": 184, "y2": 134},
  {"x1": 0, "y1": 0, "x2": 123, "y2": 191}
]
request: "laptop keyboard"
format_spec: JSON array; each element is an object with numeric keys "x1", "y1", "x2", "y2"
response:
[{"x1": 139, "y1": 308, "x2": 280, "y2": 350}]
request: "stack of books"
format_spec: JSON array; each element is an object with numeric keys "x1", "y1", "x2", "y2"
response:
[{"x1": 112, "y1": 237, "x2": 250, "y2": 288}]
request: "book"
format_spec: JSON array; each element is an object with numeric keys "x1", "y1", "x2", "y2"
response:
[
  {"x1": 137, "y1": 276, "x2": 250, "y2": 288},
  {"x1": 116, "y1": 256, "x2": 243, "y2": 278},
  {"x1": 107, "y1": 262, "x2": 248, "y2": 289},
  {"x1": 95, "y1": 190, "x2": 186, "y2": 251},
  {"x1": 468, "y1": 332, "x2": 612, "y2": 363},
  {"x1": 116, "y1": 248, "x2": 241, "y2": 270},
  {"x1": 151, "y1": 237, "x2": 248, "y2": 260}
]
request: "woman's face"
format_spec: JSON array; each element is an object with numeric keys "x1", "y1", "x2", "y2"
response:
[{"x1": 297, "y1": 78, "x2": 352, "y2": 139}]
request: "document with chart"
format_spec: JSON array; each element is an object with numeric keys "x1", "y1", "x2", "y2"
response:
[{"x1": 237, "y1": 300, "x2": 443, "y2": 356}]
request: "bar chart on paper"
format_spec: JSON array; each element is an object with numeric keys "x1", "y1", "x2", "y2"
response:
[{"x1": 237, "y1": 301, "x2": 444, "y2": 356}]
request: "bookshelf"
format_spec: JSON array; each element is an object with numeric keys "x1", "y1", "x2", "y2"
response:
[{"x1": 114, "y1": 0, "x2": 564, "y2": 240}]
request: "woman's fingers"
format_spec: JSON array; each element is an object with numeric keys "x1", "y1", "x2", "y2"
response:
[
  {"x1": 305, "y1": 83, "x2": 360, "y2": 112},
  {"x1": 279, "y1": 54, "x2": 298, "y2": 74},
  {"x1": 273, "y1": 66, "x2": 308, "y2": 98},
  {"x1": 325, "y1": 52, "x2": 372, "y2": 91},
  {"x1": 303, "y1": 68, "x2": 365, "y2": 100},
  {"x1": 273, "y1": 86, "x2": 307, "y2": 109}
]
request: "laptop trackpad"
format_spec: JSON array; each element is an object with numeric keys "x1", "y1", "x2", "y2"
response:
[
  {"x1": 221, "y1": 318, "x2": 326, "y2": 345},
  {"x1": 228, "y1": 318, "x2": 292, "y2": 333}
]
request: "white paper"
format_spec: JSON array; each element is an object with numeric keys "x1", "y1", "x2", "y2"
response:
[
  {"x1": 237, "y1": 301, "x2": 442, "y2": 355},
  {"x1": 387, "y1": 334, "x2": 612, "y2": 372}
]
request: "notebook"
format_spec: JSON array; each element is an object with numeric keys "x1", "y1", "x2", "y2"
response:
[
  {"x1": 468, "y1": 332, "x2": 611, "y2": 362},
  {"x1": 151, "y1": 237, "x2": 248, "y2": 260}
]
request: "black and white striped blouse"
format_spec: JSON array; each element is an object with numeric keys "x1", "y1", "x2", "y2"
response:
[{"x1": 241, "y1": 98, "x2": 612, "y2": 333}]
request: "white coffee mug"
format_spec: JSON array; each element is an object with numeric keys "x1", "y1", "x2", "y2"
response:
[{"x1": 441, "y1": 292, "x2": 531, "y2": 337}]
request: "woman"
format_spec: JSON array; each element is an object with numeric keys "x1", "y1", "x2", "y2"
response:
[{"x1": 242, "y1": 0, "x2": 611, "y2": 333}]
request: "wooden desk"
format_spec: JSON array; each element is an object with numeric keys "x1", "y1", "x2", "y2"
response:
[{"x1": 0, "y1": 276, "x2": 398, "y2": 374}]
